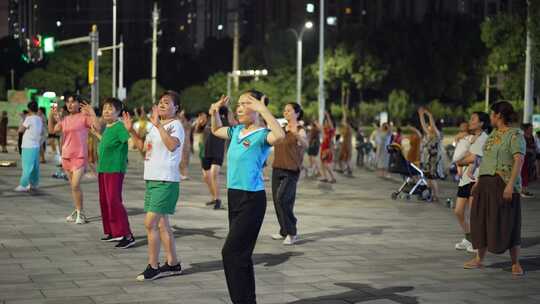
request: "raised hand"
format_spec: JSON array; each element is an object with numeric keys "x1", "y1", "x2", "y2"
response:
[
  {"x1": 210, "y1": 95, "x2": 230, "y2": 114},
  {"x1": 244, "y1": 95, "x2": 267, "y2": 113},
  {"x1": 149, "y1": 105, "x2": 160, "y2": 127},
  {"x1": 81, "y1": 103, "x2": 96, "y2": 117},
  {"x1": 122, "y1": 111, "x2": 134, "y2": 131}
]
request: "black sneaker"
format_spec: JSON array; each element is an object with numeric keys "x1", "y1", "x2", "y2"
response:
[
  {"x1": 136, "y1": 264, "x2": 161, "y2": 281},
  {"x1": 205, "y1": 200, "x2": 216, "y2": 206},
  {"x1": 159, "y1": 262, "x2": 183, "y2": 277},
  {"x1": 213, "y1": 199, "x2": 222, "y2": 210},
  {"x1": 101, "y1": 235, "x2": 123, "y2": 242},
  {"x1": 115, "y1": 236, "x2": 136, "y2": 249}
]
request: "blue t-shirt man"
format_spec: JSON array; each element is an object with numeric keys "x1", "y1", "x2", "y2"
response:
[{"x1": 227, "y1": 124, "x2": 271, "y2": 192}]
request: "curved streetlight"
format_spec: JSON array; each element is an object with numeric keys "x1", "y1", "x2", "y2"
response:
[{"x1": 289, "y1": 21, "x2": 313, "y2": 105}]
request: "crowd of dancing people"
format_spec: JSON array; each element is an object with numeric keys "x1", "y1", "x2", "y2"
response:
[{"x1": 5, "y1": 88, "x2": 540, "y2": 303}]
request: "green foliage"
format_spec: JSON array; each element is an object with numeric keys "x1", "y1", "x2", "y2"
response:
[
  {"x1": 19, "y1": 45, "x2": 112, "y2": 99},
  {"x1": 180, "y1": 85, "x2": 213, "y2": 114},
  {"x1": 126, "y1": 79, "x2": 165, "y2": 110},
  {"x1": 202, "y1": 68, "x2": 297, "y2": 117},
  {"x1": 205, "y1": 72, "x2": 228, "y2": 100},
  {"x1": 467, "y1": 101, "x2": 488, "y2": 115},
  {"x1": 481, "y1": 14, "x2": 526, "y2": 100},
  {"x1": 388, "y1": 90, "x2": 413, "y2": 124},
  {"x1": 355, "y1": 100, "x2": 386, "y2": 125}
]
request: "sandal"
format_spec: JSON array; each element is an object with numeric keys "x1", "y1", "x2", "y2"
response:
[
  {"x1": 463, "y1": 258, "x2": 483, "y2": 269},
  {"x1": 511, "y1": 264, "x2": 524, "y2": 276}
]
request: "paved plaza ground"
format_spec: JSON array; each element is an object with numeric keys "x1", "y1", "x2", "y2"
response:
[{"x1": 1, "y1": 150, "x2": 539, "y2": 304}]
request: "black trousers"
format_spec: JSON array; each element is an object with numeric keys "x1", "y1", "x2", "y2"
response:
[
  {"x1": 271, "y1": 168, "x2": 299, "y2": 236},
  {"x1": 222, "y1": 189, "x2": 266, "y2": 304}
]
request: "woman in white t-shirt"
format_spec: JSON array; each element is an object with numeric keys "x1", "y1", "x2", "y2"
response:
[
  {"x1": 453, "y1": 112, "x2": 491, "y2": 253},
  {"x1": 15, "y1": 101, "x2": 43, "y2": 192},
  {"x1": 124, "y1": 91, "x2": 185, "y2": 281}
]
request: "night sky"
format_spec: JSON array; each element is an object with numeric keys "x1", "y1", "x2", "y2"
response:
[{"x1": 0, "y1": 1, "x2": 8, "y2": 38}]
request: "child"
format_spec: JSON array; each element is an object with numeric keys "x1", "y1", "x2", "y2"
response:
[
  {"x1": 95, "y1": 97, "x2": 135, "y2": 248},
  {"x1": 14, "y1": 101, "x2": 43, "y2": 192},
  {"x1": 124, "y1": 91, "x2": 185, "y2": 281},
  {"x1": 452, "y1": 122, "x2": 472, "y2": 179}
]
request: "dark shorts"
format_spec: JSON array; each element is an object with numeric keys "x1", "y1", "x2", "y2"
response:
[
  {"x1": 201, "y1": 157, "x2": 223, "y2": 171},
  {"x1": 457, "y1": 182, "x2": 475, "y2": 198}
]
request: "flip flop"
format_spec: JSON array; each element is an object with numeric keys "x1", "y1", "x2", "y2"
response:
[{"x1": 463, "y1": 260, "x2": 483, "y2": 269}]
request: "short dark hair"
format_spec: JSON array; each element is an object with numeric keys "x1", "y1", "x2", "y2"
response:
[
  {"x1": 246, "y1": 89, "x2": 269, "y2": 106},
  {"x1": 27, "y1": 101, "x2": 38, "y2": 113},
  {"x1": 159, "y1": 90, "x2": 181, "y2": 113},
  {"x1": 472, "y1": 111, "x2": 492, "y2": 133},
  {"x1": 102, "y1": 97, "x2": 124, "y2": 114},
  {"x1": 491, "y1": 101, "x2": 518, "y2": 124},
  {"x1": 522, "y1": 123, "x2": 532, "y2": 130}
]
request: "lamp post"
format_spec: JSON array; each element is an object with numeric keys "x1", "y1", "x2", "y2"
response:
[
  {"x1": 318, "y1": 0, "x2": 325, "y2": 126},
  {"x1": 289, "y1": 21, "x2": 313, "y2": 105}
]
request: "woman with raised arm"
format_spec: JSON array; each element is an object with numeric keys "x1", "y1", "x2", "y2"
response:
[
  {"x1": 210, "y1": 90, "x2": 284, "y2": 304},
  {"x1": 48, "y1": 95, "x2": 100, "y2": 224},
  {"x1": 124, "y1": 91, "x2": 185, "y2": 281},
  {"x1": 418, "y1": 107, "x2": 442, "y2": 201}
]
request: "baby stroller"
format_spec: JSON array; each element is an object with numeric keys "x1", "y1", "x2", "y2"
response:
[{"x1": 387, "y1": 143, "x2": 432, "y2": 201}]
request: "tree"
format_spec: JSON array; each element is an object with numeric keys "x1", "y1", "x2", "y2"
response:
[
  {"x1": 19, "y1": 45, "x2": 113, "y2": 99},
  {"x1": 126, "y1": 79, "x2": 165, "y2": 110},
  {"x1": 205, "y1": 72, "x2": 228, "y2": 100},
  {"x1": 311, "y1": 46, "x2": 386, "y2": 114},
  {"x1": 388, "y1": 90, "x2": 413, "y2": 125},
  {"x1": 180, "y1": 85, "x2": 213, "y2": 114},
  {"x1": 481, "y1": 14, "x2": 526, "y2": 100}
]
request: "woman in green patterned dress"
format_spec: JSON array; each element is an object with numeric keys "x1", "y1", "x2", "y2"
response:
[{"x1": 465, "y1": 101, "x2": 525, "y2": 276}]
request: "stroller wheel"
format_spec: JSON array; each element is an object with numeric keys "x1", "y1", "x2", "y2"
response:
[
  {"x1": 404, "y1": 194, "x2": 411, "y2": 201},
  {"x1": 421, "y1": 189, "x2": 431, "y2": 201},
  {"x1": 391, "y1": 192, "x2": 398, "y2": 200}
]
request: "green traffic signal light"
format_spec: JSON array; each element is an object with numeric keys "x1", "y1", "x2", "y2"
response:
[{"x1": 43, "y1": 37, "x2": 55, "y2": 53}]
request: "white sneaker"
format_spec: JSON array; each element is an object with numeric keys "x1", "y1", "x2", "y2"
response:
[
  {"x1": 283, "y1": 235, "x2": 299, "y2": 245},
  {"x1": 75, "y1": 210, "x2": 88, "y2": 224},
  {"x1": 271, "y1": 234, "x2": 284, "y2": 240},
  {"x1": 66, "y1": 210, "x2": 77, "y2": 222},
  {"x1": 455, "y1": 238, "x2": 472, "y2": 251},
  {"x1": 466, "y1": 245, "x2": 477, "y2": 253},
  {"x1": 14, "y1": 185, "x2": 30, "y2": 192}
]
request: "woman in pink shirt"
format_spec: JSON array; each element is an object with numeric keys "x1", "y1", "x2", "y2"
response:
[{"x1": 49, "y1": 95, "x2": 99, "y2": 224}]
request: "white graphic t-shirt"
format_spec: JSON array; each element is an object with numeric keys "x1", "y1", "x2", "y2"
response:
[{"x1": 143, "y1": 120, "x2": 184, "y2": 182}]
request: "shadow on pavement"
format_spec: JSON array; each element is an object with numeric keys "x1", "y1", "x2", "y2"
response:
[
  {"x1": 487, "y1": 255, "x2": 540, "y2": 272},
  {"x1": 130, "y1": 225, "x2": 223, "y2": 248},
  {"x1": 182, "y1": 252, "x2": 304, "y2": 275},
  {"x1": 287, "y1": 282, "x2": 418, "y2": 304},
  {"x1": 521, "y1": 236, "x2": 540, "y2": 249},
  {"x1": 296, "y1": 225, "x2": 392, "y2": 245}
]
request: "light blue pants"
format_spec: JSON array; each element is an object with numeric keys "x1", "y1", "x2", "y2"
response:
[{"x1": 20, "y1": 147, "x2": 40, "y2": 188}]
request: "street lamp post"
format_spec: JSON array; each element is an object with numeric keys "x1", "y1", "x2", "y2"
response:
[
  {"x1": 290, "y1": 21, "x2": 313, "y2": 105},
  {"x1": 318, "y1": 0, "x2": 325, "y2": 126}
]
